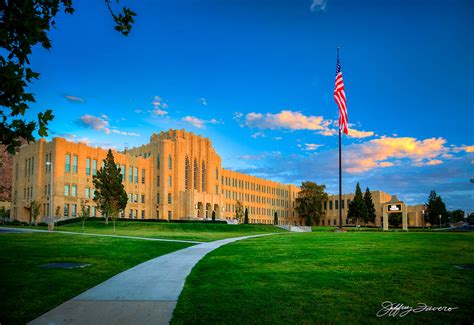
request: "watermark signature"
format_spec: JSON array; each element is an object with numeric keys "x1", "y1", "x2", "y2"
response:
[{"x1": 376, "y1": 301, "x2": 458, "y2": 318}]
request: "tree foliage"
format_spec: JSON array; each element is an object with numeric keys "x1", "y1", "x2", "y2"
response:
[
  {"x1": 211, "y1": 209, "x2": 216, "y2": 222},
  {"x1": 235, "y1": 200, "x2": 243, "y2": 223},
  {"x1": 364, "y1": 187, "x2": 376, "y2": 225},
  {"x1": 389, "y1": 212, "x2": 402, "y2": 228},
  {"x1": 448, "y1": 209, "x2": 465, "y2": 223},
  {"x1": 30, "y1": 200, "x2": 40, "y2": 225},
  {"x1": 244, "y1": 208, "x2": 249, "y2": 224},
  {"x1": 425, "y1": 190, "x2": 447, "y2": 226},
  {"x1": 295, "y1": 181, "x2": 328, "y2": 226},
  {"x1": 93, "y1": 149, "x2": 127, "y2": 232},
  {"x1": 0, "y1": 0, "x2": 136, "y2": 154},
  {"x1": 79, "y1": 199, "x2": 90, "y2": 230},
  {"x1": 347, "y1": 182, "x2": 367, "y2": 225},
  {"x1": 274, "y1": 211, "x2": 278, "y2": 225}
]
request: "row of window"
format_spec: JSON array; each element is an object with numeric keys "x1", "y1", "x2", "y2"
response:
[
  {"x1": 223, "y1": 190, "x2": 289, "y2": 208},
  {"x1": 224, "y1": 203, "x2": 288, "y2": 218},
  {"x1": 221, "y1": 176, "x2": 289, "y2": 197},
  {"x1": 324, "y1": 199, "x2": 351, "y2": 210}
]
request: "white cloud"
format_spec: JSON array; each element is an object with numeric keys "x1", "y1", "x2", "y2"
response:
[
  {"x1": 347, "y1": 128, "x2": 375, "y2": 139},
  {"x1": 111, "y1": 130, "x2": 140, "y2": 137},
  {"x1": 65, "y1": 95, "x2": 85, "y2": 103},
  {"x1": 152, "y1": 96, "x2": 168, "y2": 115},
  {"x1": 79, "y1": 114, "x2": 110, "y2": 134},
  {"x1": 304, "y1": 143, "x2": 323, "y2": 151},
  {"x1": 310, "y1": 0, "x2": 327, "y2": 12},
  {"x1": 182, "y1": 116, "x2": 220, "y2": 129},
  {"x1": 453, "y1": 145, "x2": 474, "y2": 153},
  {"x1": 243, "y1": 110, "x2": 332, "y2": 131},
  {"x1": 200, "y1": 97, "x2": 208, "y2": 106},
  {"x1": 251, "y1": 132, "x2": 266, "y2": 139},
  {"x1": 153, "y1": 109, "x2": 168, "y2": 116}
]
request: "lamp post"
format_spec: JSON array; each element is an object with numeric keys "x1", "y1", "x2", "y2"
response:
[
  {"x1": 46, "y1": 161, "x2": 54, "y2": 231},
  {"x1": 422, "y1": 210, "x2": 425, "y2": 229},
  {"x1": 439, "y1": 214, "x2": 441, "y2": 229}
]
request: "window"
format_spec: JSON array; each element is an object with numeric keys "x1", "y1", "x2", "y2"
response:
[
  {"x1": 141, "y1": 194, "x2": 145, "y2": 203},
  {"x1": 335, "y1": 199, "x2": 339, "y2": 210},
  {"x1": 193, "y1": 159, "x2": 198, "y2": 190},
  {"x1": 156, "y1": 156, "x2": 160, "y2": 169},
  {"x1": 185, "y1": 156, "x2": 189, "y2": 190},
  {"x1": 329, "y1": 201, "x2": 333, "y2": 210},
  {"x1": 215, "y1": 185, "x2": 218, "y2": 194},
  {"x1": 168, "y1": 210, "x2": 172, "y2": 220},
  {"x1": 129, "y1": 210, "x2": 133, "y2": 218},
  {"x1": 134, "y1": 194, "x2": 138, "y2": 203},
  {"x1": 31, "y1": 157, "x2": 34, "y2": 175},
  {"x1": 72, "y1": 155, "x2": 78, "y2": 173},
  {"x1": 92, "y1": 206, "x2": 97, "y2": 217},
  {"x1": 92, "y1": 159, "x2": 97, "y2": 175},
  {"x1": 216, "y1": 167, "x2": 218, "y2": 180},
  {"x1": 86, "y1": 158, "x2": 91, "y2": 175},
  {"x1": 71, "y1": 185, "x2": 77, "y2": 197},
  {"x1": 129, "y1": 193, "x2": 133, "y2": 203},
  {"x1": 71, "y1": 204, "x2": 77, "y2": 217},
  {"x1": 167, "y1": 193, "x2": 171, "y2": 204},
  {"x1": 134, "y1": 210, "x2": 138, "y2": 219},
  {"x1": 64, "y1": 204, "x2": 69, "y2": 217},
  {"x1": 121, "y1": 164, "x2": 126, "y2": 181},
  {"x1": 65, "y1": 154, "x2": 71, "y2": 173},
  {"x1": 85, "y1": 187, "x2": 91, "y2": 198},
  {"x1": 324, "y1": 201, "x2": 327, "y2": 210},
  {"x1": 168, "y1": 176, "x2": 172, "y2": 187},
  {"x1": 341, "y1": 199, "x2": 345, "y2": 209},
  {"x1": 168, "y1": 155, "x2": 172, "y2": 169},
  {"x1": 141, "y1": 210, "x2": 145, "y2": 219},
  {"x1": 64, "y1": 184, "x2": 70, "y2": 196},
  {"x1": 156, "y1": 193, "x2": 160, "y2": 204},
  {"x1": 201, "y1": 161, "x2": 206, "y2": 192},
  {"x1": 129, "y1": 166, "x2": 133, "y2": 182},
  {"x1": 134, "y1": 167, "x2": 138, "y2": 183},
  {"x1": 141, "y1": 169, "x2": 145, "y2": 184},
  {"x1": 15, "y1": 162, "x2": 18, "y2": 180}
]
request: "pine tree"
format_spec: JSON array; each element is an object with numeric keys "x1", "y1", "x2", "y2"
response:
[
  {"x1": 425, "y1": 190, "x2": 447, "y2": 227},
  {"x1": 347, "y1": 182, "x2": 367, "y2": 225},
  {"x1": 211, "y1": 210, "x2": 216, "y2": 222},
  {"x1": 244, "y1": 208, "x2": 249, "y2": 224},
  {"x1": 364, "y1": 187, "x2": 376, "y2": 226},
  {"x1": 93, "y1": 149, "x2": 128, "y2": 233},
  {"x1": 274, "y1": 211, "x2": 278, "y2": 225}
]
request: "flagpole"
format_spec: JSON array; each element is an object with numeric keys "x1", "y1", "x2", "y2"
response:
[{"x1": 337, "y1": 46, "x2": 343, "y2": 229}]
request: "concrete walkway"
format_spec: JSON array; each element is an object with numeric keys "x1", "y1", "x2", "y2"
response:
[
  {"x1": 29, "y1": 233, "x2": 277, "y2": 325},
  {"x1": 0, "y1": 226, "x2": 202, "y2": 244}
]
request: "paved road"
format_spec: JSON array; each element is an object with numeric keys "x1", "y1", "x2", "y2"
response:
[{"x1": 29, "y1": 233, "x2": 277, "y2": 325}]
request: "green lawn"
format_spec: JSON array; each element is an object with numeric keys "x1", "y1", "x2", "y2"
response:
[
  {"x1": 0, "y1": 232, "x2": 192, "y2": 324},
  {"x1": 172, "y1": 232, "x2": 474, "y2": 324},
  {"x1": 10, "y1": 220, "x2": 286, "y2": 242}
]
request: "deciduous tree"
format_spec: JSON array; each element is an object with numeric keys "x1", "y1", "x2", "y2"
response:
[
  {"x1": 235, "y1": 200, "x2": 244, "y2": 223},
  {"x1": 295, "y1": 182, "x2": 328, "y2": 226},
  {"x1": 1, "y1": 0, "x2": 136, "y2": 154},
  {"x1": 30, "y1": 200, "x2": 40, "y2": 225}
]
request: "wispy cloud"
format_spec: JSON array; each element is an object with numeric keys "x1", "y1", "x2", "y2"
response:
[
  {"x1": 310, "y1": 0, "x2": 327, "y2": 12},
  {"x1": 79, "y1": 114, "x2": 110, "y2": 134},
  {"x1": 65, "y1": 95, "x2": 85, "y2": 103},
  {"x1": 111, "y1": 130, "x2": 140, "y2": 137},
  {"x1": 251, "y1": 132, "x2": 265, "y2": 139},
  {"x1": 200, "y1": 97, "x2": 208, "y2": 106},
  {"x1": 303, "y1": 143, "x2": 323, "y2": 151},
  {"x1": 153, "y1": 109, "x2": 168, "y2": 116},
  {"x1": 241, "y1": 110, "x2": 332, "y2": 132},
  {"x1": 182, "y1": 116, "x2": 220, "y2": 129},
  {"x1": 453, "y1": 145, "x2": 474, "y2": 153},
  {"x1": 347, "y1": 128, "x2": 375, "y2": 139},
  {"x1": 152, "y1": 96, "x2": 169, "y2": 115}
]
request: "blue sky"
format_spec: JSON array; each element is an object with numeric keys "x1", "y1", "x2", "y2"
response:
[{"x1": 26, "y1": 0, "x2": 473, "y2": 211}]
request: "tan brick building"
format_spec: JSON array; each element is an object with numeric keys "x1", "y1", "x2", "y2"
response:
[{"x1": 10, "y1": 129, "x2": 299, "y2": 224}]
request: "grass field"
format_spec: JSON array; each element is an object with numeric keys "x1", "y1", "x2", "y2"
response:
[
  {"x1": 0, "y1": 232, "x2": 192, "y2": 324},
  {"x1": 172, "y1": 232, "x2": 474, "y2": 324},
  {"x1": 9, "y1": 220, "x2": 286, "y2": 242}
]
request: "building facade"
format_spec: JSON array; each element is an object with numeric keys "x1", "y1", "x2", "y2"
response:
[
  {"x1": 320, "y1": 192, "x2": 425, "y2": 227},
  {"x1": 10, "y1": 129, "x2": 299, "y2": 224}
]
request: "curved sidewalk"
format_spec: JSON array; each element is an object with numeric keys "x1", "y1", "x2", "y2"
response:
[{"x1": 30, "y1": 233, "x2": 277, "y2": 325}]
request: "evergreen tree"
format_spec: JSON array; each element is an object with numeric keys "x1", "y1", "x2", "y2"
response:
[
  {"x1": 347, "y1": 182, "x2": 367, "y2": 225},
  {"x1": 211, "y1": 210, "x2": 216, "y2": 222},
  {"x1": 244, "y1": 208, "x2": 249, "y2": 224},
  {"x1": 364, "y1": 187, "x2": 376, "y2": 225},
  {"x1": 93, "y1": 149, "x2": 128, "y2": 233},
  {"x1": 274, "y1": 211, "x2": 278, "y2": 225},
  {"x1": 425, "y1": 190, "x2": 448, "y2": 226},
  {"x1": 295, "y1": 182, "x2": 328, "y2": 226}
]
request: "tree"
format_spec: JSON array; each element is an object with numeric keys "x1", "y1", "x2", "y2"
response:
[
  {"x1": 79, "y1": 199, "x2": 90, "y2": 231},
  {"x1": 211, "y1": 210, "x2": 216, "y2": 222},
  {"x1": 235, "y1": 200, "x2": 244, "y2": 223},
  {"x1": 448, "y1": 209, "x2": 465, "y2": 223},
  {"x1": 54, "y1": 205, "x2": 61, "y2": 227},
  {"x1": 30, "y1": 200, "x2": 40, "y2": 225},
  {"x1": 244, "y1": 208, "x2": 249, "y2": 224},
  {"x1": 93, "y1": 149, "x2": 127, "y2": 233},
  {"x1": 389, "y1": 212, "x2": 402, "y2": 228},
  {"x1": 295, "y1": 182, "x2": 328, "y2": 226},
  {"x1": 0, "y1": 207, "x2": 10, "y2": 224},
  {"x1": 1, "y1": 1, "x2": 136, "y2": 154},
  {"x1": 364, "y1": 187, "x2": 376, "y2": 226},
  {"x1": 425, "y1": 190, "x2": 447, "y2": 227},
  {"x1": 274, "y1": 211, "x2": 278, "y2": 225},
  {"x1": 347, "y1": 182, "x2": 367, "y2": 226}
]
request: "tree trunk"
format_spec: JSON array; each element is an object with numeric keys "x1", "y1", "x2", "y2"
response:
[
  {"x1": 113, "y1": 216, "x2": 116, "y2": 234},
  {"x1": 82, "y1": 217, "x2": 85, "y2": 231},
  {"x1": 105, "y1": 213, "x2": 109, "y2": 224}
]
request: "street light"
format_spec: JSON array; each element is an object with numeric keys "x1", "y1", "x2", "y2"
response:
[
  {"x1": 46, "y1": 161, "x2": 54, "y2": 231},
  {"x1": 422, "y1": 210, "x2": 425, "y2": 229}
]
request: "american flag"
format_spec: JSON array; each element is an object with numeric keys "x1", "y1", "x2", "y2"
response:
[{"x1": 334, "y1": 55, "x2": 348, "y2": 135}]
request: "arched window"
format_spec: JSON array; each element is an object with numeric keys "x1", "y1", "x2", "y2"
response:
[
  {"x1": 201, "y1": 161, "x2": 206, "y2": 192},
  {"x1": 168, "y1": 155, "x2": 172, "y2": 170},
  {"x1": 185, "y1": 156, "x2": 190, "y2": 190},
  {"x1": 193, "y1": 159, "x2": 198, "y2": 190}
]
